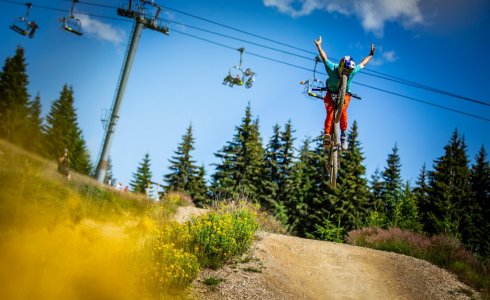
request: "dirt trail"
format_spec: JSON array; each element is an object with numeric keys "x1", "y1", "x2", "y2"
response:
[{"x1": 178, "y1": 207, "x2": 479, "y2": 300}]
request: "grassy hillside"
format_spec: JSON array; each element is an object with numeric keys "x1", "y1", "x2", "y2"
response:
[
  {"x1": 0, "y1": 140, "x2": 162, "y2": 299},
  {"x1": 0, "y1": 140, "x2": 258, "y2": 299}
]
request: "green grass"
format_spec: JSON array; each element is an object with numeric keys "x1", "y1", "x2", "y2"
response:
[
  {"x1": 203, "y1": 276, "x2": 224, "y2": 287},
  {"x1": 0, "y1": 139, "x2": 260, "y2": 299}
]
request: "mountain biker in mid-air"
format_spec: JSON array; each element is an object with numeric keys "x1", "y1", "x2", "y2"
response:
[{"x1": 314, "y1": 36, "x2": 375, "y2": 150}]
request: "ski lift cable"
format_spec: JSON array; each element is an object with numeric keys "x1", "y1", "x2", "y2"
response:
[
  {"x1": 171, "y1": 27, "x2": 490, "y2": 123},
  {"x1": 0, "y1": 0, "x2": 488, "y2": 122},
  {"x1": 27, "y1": 0, "x2": 490, "y2": 106},
  {"x1": 355, "y1": 83, "x2": 490, "y2": 122},
  {"x1": 161, "y1": 5, "x2": 490, "y2": 105},
  {"x1": 165, "y1": 16, "x2": 489, "y2": 107}
]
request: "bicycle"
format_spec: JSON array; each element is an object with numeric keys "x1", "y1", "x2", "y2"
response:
[{"x1": 313, "y1": 75, "x2": 360, "y2": 189}]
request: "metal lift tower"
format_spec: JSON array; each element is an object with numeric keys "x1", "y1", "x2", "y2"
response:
[{"x1": 95, "y1": 0, "x2": 169, "y2": 182}]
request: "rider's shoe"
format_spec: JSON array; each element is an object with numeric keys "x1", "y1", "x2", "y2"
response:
[
  {"x1": 324, "y1": 134, "x2": 331, "y2": 147},
  {"x1": 340, "y1": 132, "x2": 348, "y2": 151}
]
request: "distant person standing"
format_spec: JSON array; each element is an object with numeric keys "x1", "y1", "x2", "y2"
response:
[
  {"x1": 145, "y1": 182, "x2": 151, "y2": 199},
  {"x1": 57, "y1": 148, "x2": 71, "y2": 181}
]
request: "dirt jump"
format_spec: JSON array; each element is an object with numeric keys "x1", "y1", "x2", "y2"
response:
[{"x1": 178, "y1": 207, "x2": 478, "y2": 300}]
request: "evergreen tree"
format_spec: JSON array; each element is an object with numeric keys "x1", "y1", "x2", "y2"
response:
[
  {"x1": 25, "y1": 92, "x2": 44, "y2": 154},
  {"x1": 381, "y1": 144, "x2": 403, "y2": 224},
  {"x1": 262, "y1": 123, "x2": 281, "y2": 211},
  {"x1": 303, "y1": 133, "x2": 337, "y2": 239},
  {"x1": 368, "y1": 167, "x2": 384, "y2": 212},
  {"x1": 337, "y1": 121, "x2": 369, "y2": 231},
  {"x1": 278, "y1": 120, "x2": 296, "y2": 206},
  {"x1": 393, "y1": 181, "x2": 422, "y2": 231},
  {"x1": 366, "y1": 167, "x2": 387, "y2": 228},
  {"x1": 427, "y1": 129, "x2": 471, "y2": 238},
  {"x1": 163, "y1": 124, "x2": 202, "y2": 196},
  {"x1": 188, "y1": 165, "x2": 209, "y2": 208},
  {"x1": 262, "y1": 120, "x2": 297, "y2": 223},
  {"x1": 0, "y1": 46, "x2": 31, "y2": 145},
  {"x1": 469, "y1": 146, "x2": 490, "y2": 258},
  {"x1": 414, "y1": 163, "x2": 431, "y2": 232},
  {"x1": 130, "y1": 152, "x2": 153, "y2": 194},
  {"x1": 43, "y1": 84, "x2": 92, "y2": 175},
  {"x1": 211, "y1": 103, "x2": 265, "y2": 201},
  {"x1": 104, "y1": 156, "x2": 115, "y2": 186},
  {"x1": 283, "y1": 138, "x2": 313, "y2": 236}
]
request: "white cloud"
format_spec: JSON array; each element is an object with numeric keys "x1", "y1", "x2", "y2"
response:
[
  {"x1": 77, "y1": 14, "x2": 126, "y2": 45},
  {"x1": 263, "y1": 0, "x2": 424, "y2": 37},
  {"x1": 382, "y1": 50, "x2": 398, "y2": 62}
]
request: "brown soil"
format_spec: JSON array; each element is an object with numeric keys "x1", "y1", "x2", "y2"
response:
[{"x1": 176, "y1": 207, "x2": 480, "y2": 300}]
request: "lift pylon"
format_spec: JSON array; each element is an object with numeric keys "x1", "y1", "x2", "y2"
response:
[{"x1": 95, "y1": 0, "x2": 170, "y2": 183}]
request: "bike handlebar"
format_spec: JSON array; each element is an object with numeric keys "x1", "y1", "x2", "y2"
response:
[{"x1": 311, "y1": 87, "x2": 361, "y2": 100}]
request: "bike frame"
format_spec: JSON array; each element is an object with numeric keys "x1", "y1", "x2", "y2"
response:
[{"x1": 326, "y1": 74, "x2": 348, "y2": 189}]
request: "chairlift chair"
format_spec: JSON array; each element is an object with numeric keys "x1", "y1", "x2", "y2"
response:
[
  {"x1": 244, "y1": 68, "x2": 256, "y2": 89},
  {"x1": 223, "y1": 47, "x2": 257, "y2": 88},
  {"x1": 10, "y1": 2, "x2": 38, "y2": 38},
  {"x1": 300, "y1": 56, "x2": 326, "y2": 99},
  {"x1": 223, "y1": 66, "x2": 244, "y2": 87},
  {"x1": 61, "y1": 0, "x2": 83, "y2": 36}
]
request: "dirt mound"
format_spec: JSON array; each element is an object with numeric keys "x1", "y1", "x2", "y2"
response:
[{"x1": 175, "y1": 207, "x2": 479, "y2": 300}]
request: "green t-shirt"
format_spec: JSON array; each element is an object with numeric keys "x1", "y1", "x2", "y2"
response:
[{"x1": 324, "y1": 59, "x2": 362, "y2": 92}]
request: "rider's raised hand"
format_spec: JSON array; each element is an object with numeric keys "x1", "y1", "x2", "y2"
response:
[
  {"x1": 370, "y1": 44, "x2": 375, "y2": 56},
  {"x1": 314, "y1": 36, "x2": 322, "y2": 47}
]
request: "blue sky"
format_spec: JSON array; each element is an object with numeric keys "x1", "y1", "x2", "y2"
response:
[{"x1": 1, "y1": 0, "x2": 489, "y2": 189}]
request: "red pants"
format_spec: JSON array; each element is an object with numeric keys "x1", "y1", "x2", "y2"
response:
[{"x1": 324, "y1": 92, "x2": 351, "y2": 134}]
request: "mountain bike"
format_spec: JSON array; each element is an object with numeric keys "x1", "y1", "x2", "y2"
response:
[{"x1": 314, "y1": 75, "x2": 360, "y2": 188}]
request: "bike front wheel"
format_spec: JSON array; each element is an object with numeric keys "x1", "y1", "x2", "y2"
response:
[
  {"x1": 334, "y1": 74, "x2": 347, "y2": 123},
  {"x1": 327, "y1": 125, "x2": 339, "y2": 189}
]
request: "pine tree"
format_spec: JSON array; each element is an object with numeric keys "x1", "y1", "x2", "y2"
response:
[
  {"x1": 25, "y1": 93, "x2": 44, "y2": 154},
  {"x1": 337, "y1": 121, "x2": 369, "y2": 231},
  {"x1": 43, "y1": 84, "x2": 92, "y2": 175},
  {"x1": 0, "y1": 46, "x2": 31, "y2": 145},
  {"x1": 262, "y1": 120, "x2": 296, "y2": 223},
  {"x1": 283, "y1": 138, "x2": 313, "y2": 236},
  {"x1": 427, "y1": 129, "x2": 471, "y2": 237},
  {"x1": 381, "y1": 144, "x2": 403, "y2": 224},
  {"x1": 262, "y1": 123, "x2": 281, "y2": 211},
  {"x1": 188, "y1": 165, "x2": 209, "y2": 207},
  {"x1": 414, "y1": 163, "x2": 431, "y2": 232},
  {"x1": 469, "y1": 146, "x2": 490, "y2": 258},
  {"x1": 211, "y1": 103, "x2": 265, "y2": 201},
  {"x1": 303, "y1": 133, "x2": 337, "y2": 239},
  {"x1": 130, "y1": 152, "x2": 153, "y2": 194},
  {"x1": 366, "y1": 167, "x2": 387, "y2": 228},
  {"x1": 368, "y1": 167, "x2": 384, "y2": 212},
  {"x1": 278, "y1": 120, "x2": 296, "y2": 206},
  {"x1": 104, "y1": 156, "x2": 115, "y2": 186},
  {"x1": 163, "y1": 124, "x2": 202, "y2": 196},
  {"x1": 393, "y1": 181, "x2": 422, "y2": 231}
]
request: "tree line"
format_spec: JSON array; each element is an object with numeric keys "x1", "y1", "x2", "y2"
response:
[{"x1": 1, "y1": 46, "x2": 489, "y2": 261}]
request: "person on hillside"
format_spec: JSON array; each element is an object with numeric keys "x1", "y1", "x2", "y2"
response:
[
  {"x1": 57, "y1": 148, "x2": 71, "y2": 181},
  {"x1": 314, "y1": 36, "x2": 375, "y2": 150}
]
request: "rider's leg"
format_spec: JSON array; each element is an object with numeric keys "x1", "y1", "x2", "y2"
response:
[
  {"x1": 324, "y1": 93, "x2": 334, "y2": 146},
  {"x1": 340, "y1": 94, "x2": 351, "y2": 150}
]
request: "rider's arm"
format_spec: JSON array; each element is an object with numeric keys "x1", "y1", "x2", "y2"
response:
[
  {"x1": 314, "y1": 36, "x2": 327, "y2": 63},
  {"x1": 359, "y1": 44, "x2": 375, "y2": 68}
]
